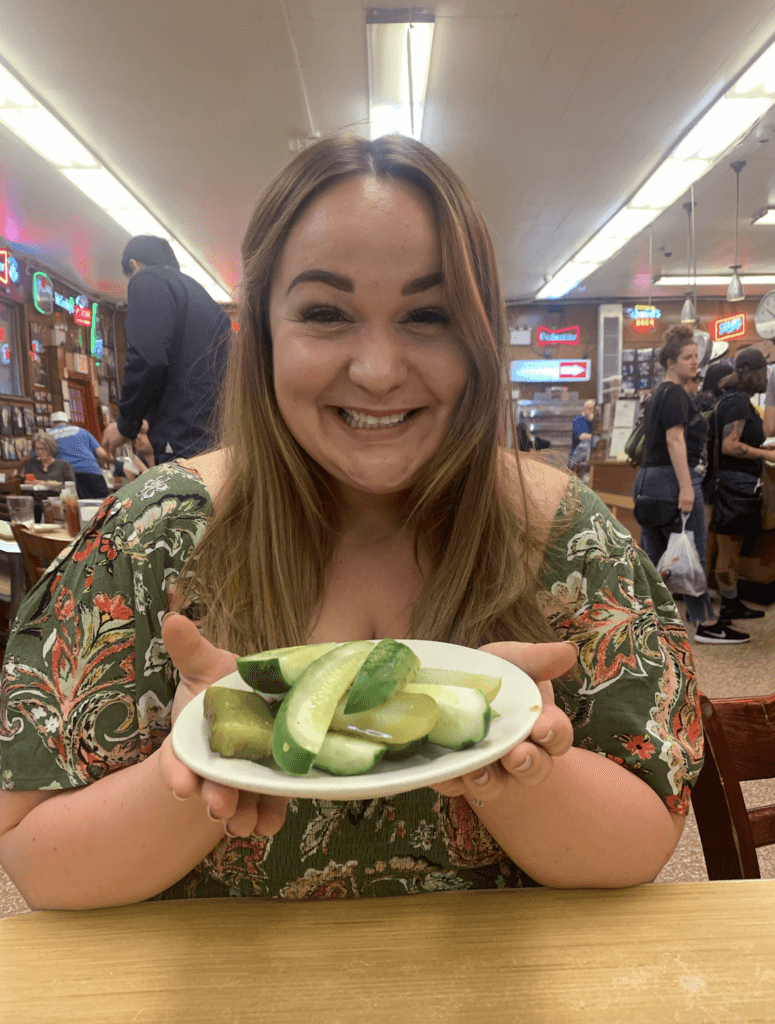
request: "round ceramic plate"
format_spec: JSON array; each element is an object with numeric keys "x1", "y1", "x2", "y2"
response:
[{"x1": 172, "y1": 639, "x2": 542, "y2": 800}]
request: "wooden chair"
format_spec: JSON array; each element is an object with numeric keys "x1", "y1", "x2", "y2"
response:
[
  {"x1": 9, "y1": 524, "x2": 72, "y2": 589},
  {"x1": 691, "y1": 690, "x2": 775, "y2": 880}
]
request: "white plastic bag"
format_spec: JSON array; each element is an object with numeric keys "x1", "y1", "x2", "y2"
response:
[{"x1": 656, "y1": 514, "x2": 707, "y2": 597}]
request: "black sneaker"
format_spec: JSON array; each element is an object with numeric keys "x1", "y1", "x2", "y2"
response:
[
  {"x1": 719, "y1": 599, "x2": 765, "y2": 621},
  {"x1": 694, "y1": 622, "x2": 751, "y2": 645}
]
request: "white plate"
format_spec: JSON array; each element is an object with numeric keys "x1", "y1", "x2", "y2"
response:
[{"x1": 171, "y1": 639, "x2": 542, "y2": 801}]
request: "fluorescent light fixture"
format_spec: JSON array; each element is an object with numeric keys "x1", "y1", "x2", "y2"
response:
[
  {"x1": 367, "y1": 9, "x2": 434, "y2": 140},
  {"x1": 0, "y1": 60, "x2": 230, "y2": 303},
  {"x1": 752, "y1": 207, "x2": 775, "y2": 225},
  {"x1": 654, "y1": 274, "x2": 775, "y2": 286},
  {"x1": 536, "y1": 36, "x2": 775, "y2": 300}
]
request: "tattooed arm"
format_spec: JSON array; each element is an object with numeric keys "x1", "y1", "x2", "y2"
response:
[{"x1": 721, "y1": 419, "x2": 775, "y2": 462}]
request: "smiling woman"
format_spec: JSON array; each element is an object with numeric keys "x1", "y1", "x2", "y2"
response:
[{"x1": 0, "y1": 135, "x2": 702, "y2": 910}]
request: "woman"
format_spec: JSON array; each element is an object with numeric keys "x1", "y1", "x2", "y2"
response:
[
  {"x1": 710, "y1": 347, "x2": 775, "y2": 621},
  {"x1": 21, "y1": 432, "x2": 77, "y2": 487},
  {"x1": 0, "y1": 136, "x2": 701, "y2": 910},
  {"x1": 633, "y1": 326, "x2": 747, "y2": 644}
]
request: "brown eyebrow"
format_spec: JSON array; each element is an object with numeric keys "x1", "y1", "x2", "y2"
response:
[{"x1": 285, "y1": 269, "x2": 443, "y2": 296}]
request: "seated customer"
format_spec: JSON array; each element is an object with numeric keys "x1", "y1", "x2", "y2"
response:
[
  {"x1": 48, "y1": 411, "x2": 109, "y2": 500},
  {"x1": 22, "y1": 432, "x2": 76, "y2": 487}
]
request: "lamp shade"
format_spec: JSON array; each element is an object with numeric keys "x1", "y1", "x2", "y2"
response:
[
  {"x1": 680, "y1": 295, "x2": 697, "y2": 323},
  {"x1": 726, "y1": 268, "x2": 745, "y2": 302}
]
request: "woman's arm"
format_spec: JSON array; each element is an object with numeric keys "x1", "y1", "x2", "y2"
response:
[
  {"x1": 721, "y1": 418, "x2": 775, "y2": 462},
  {"x1": 665, "y1": 423, "x2": 695, "y2": 511}
]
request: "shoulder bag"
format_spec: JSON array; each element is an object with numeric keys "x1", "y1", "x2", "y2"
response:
[{"x1": 633, "y1": 386, "x2": 680, "y2": 529}]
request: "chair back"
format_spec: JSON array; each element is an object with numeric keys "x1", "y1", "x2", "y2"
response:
[
  {"x1": 9, "y1": 524, "x2": 71, "y2": 588},
  {"x1": 0, "y1": 480, "x2": 22, "y2": 521},
  {"x1": 692, "y1": 689, "x2": 775, "y2": 879}
]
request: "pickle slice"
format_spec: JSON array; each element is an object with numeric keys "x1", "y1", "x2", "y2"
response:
[
  {"x1": 204, "y1": 686, "x2": 275, "y2": 761},
  {"x1": 329, "y1": 690, "x2": 439, "y2": 745}
]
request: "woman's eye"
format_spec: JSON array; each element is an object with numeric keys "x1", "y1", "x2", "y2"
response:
[
  {"x1": 300, "y1": 305, "x2": 347, "y2": 324},
  {"x1": 406, "y1": 308, "x2": 450, "y2": 325}
]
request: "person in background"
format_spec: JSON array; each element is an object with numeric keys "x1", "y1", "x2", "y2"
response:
[
  {"x1": 764, "y1": 361, "x2": 775, "y2": 438},
  {"x1": 48, "y1": 412, "x2": 109, "y2": 500},
  {"x1": 568, "y1": 398, "x2": 595, "y2": 467},
  {"x1": 633, "y1": 325, "x2": 747, "y2": 645},
  {"x1": 22, "y1": 432, "x2": 76, "y2": 487},
  {"x1": 101, "y1": 236, "x2": 231, "y2": 464},
  {"x1": 711, "y1": 348, "x2": 775, "y2": 622},
  {"x1": 113, "y1": 419, "x2": 155, "y2": 482}
]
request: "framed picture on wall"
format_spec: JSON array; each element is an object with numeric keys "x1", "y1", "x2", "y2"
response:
[
  {"x1": 0, "y1": 404, "x2": 11, "y2": 435},
  {"x1": 23, "y1": 407, "x2": 35, "y2": 434},
  {"x1": 2, "y1": 437, "x2": 14, "y2": 461},
  {"x1": 15, "y1": 437, "x2": 28, "y2": 461},
  {"x1": 12, "y1": 406, "x2": 24, "y2": 434}
]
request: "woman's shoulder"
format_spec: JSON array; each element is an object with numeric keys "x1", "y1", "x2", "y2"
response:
[{"x1": 500, "y1": 449, "x2": 570, "y2": 525}]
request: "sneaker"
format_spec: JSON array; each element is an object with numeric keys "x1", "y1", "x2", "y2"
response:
[
  {"x1": 719, "y1": 599, "x2": 765, "y2": 621},
  {"x1": 694, "y1": 622, "x2": 751, "y2": 644}
]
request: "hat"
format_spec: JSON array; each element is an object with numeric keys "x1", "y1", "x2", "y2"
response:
[
  {"x1": 734, "y1": 347, "x2": 767, "y2": 371},
  {"x1": 50, "y1": 411, "x2": 70, "y2": 424}
]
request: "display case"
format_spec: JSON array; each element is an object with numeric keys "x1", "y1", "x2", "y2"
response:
[{"x1": 516, "y1": 387, "x2": 586, "y2": 452}]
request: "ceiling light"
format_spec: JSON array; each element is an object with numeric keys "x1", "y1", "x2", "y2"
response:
[
  {"x1": 680, "y1": 295, "x2": 697, "y2": 322},
  {"x1": 727, "y1": 160, "x2": 746, "y2": 302},
  {"x1": 654, "y1": 274, "x2": 775, "y2": 286},
  {"x1": 536, "y1": 262, "x2": 598, "y2": 300},
  {"x1": 0, "y1": 59, "x2": 229, "y2": 301},
  {"x1": 533, "y1": 40, "x2": 775, "y2": 300},
  {"x1": 366, "y1": 9, "x2": 434, "y2": 140},
  {"x1": 751, "y1": 207, "x2": 775, "y2": 225}
]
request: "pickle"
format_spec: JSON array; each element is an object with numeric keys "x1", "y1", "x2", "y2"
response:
[
  {"x1": 329, "y1": 690, "x2": 439, "y2": 745},
  {"x1": 204, "y1": 686, "x2": 275, "y2": 761}
]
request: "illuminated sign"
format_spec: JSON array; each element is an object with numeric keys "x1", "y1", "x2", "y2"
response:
[
  {"x1": 625, "y1": 305, "x2": 662, "y2": 334},
  {"x1": 537, "y1": 325, "x2": 580, "y2": 346},
  {"x1": 0, "y1": 344, "x2": 10, "y2": 365},
  {"x1": 0, "y1": 250, "x2": 7, "y2": 285},
  {"x1": 90, "y1": 303, "x2": 104, "y2": 361},
  {"x1": 33, "y1": 272, "x2": 53, "y2": 314},
  {"x1": 74, "y1": 307, "x2": 93, "y2": 327},
  {"x1": 8, "y1": 256, "x2": 19, "y2": 284},
  {"x1": 511, "y1": 359, "x2": 591, "y2": 382},
  {"x1": 713, "y1": 313, "x2": 746, "y2": 341},
  {"x1": 30, "y1": 338, "x2": 40, "y2": 362},
  {"x1": 54, "y1": 291, "x2": 75, "y2": 315}
]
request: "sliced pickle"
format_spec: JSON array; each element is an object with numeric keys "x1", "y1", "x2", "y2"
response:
[
  {"x1": 204, "y1": 686, "x2": 275, "y2": 761},
  {"x1": 329, "y1": 691, "x2": 439, "y2": 746},
  {"x1": 382, "y1": 737, "x2": 429, "y2": 760}
]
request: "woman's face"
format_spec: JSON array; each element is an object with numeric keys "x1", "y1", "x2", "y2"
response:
[
  {"x1": 34, "y1": 442, "x2": 50, "y2": 461},
  {"x1": 269, "y1": 175, "x2": 469, "y2": 501},
  {"x1": 668, "y1": 343, "x2": 698, "y2": 383}
]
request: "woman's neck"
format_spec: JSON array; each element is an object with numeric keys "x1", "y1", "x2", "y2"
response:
[
  {"x1": 333, "y1": 484, "x2": 413, "y2": 548},
  {"x1": 39, "y1": 455, "x2": 53, "y2": 470},
  {"x1": 663, "y1": 369, "x2": 682, "y2": 385}
]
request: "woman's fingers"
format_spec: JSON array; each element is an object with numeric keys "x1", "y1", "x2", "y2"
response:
[
  {"x1": 162, "y1": 612, "x2": 237, "y2": 687},
  {"x1": 479, "y1": 640, "x2": 577, "y2": 686},
  {"x1": 158, "y1": 734, "x2": 201, "y2": 799}
]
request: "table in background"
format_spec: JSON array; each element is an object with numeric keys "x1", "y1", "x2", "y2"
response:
[
  {"x1": 1, "y1": 881, "x2": 773, "y2": 1024},
  {"x1": 0, "y1": 523, "x2": 71, "y2": 620}
]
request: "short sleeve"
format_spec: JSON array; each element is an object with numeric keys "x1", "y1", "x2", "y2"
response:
[
  {"x1": 0, "y1": 464, "x2": 211, "y2": 792},
  {"x1": 657, "y1": 384, "x2": 690, "y2": 432},
  {"x1": 541, "y1": 479, "x2": 703, "y2": 815}
]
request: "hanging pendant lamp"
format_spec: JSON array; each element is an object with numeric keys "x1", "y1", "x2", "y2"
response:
[
  {"x1": 681, "y1": 200, "x2": 696, "y2": 323},
  {"x1": 727, "y1": 160, "x2": 746, "y2": 302}
]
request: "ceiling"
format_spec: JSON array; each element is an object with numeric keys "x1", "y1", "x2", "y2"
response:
[{"x1": 3, "y1": 0, "x2": 775, "y2": 306}]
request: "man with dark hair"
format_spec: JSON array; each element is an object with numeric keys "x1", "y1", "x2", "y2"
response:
[{"x1": 102, "y1": 235, "x2": 231, "y2": 464}]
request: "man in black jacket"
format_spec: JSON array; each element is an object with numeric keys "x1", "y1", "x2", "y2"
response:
[{"x1": 102, "y1": 236, "x2": 231, "y2": 463}]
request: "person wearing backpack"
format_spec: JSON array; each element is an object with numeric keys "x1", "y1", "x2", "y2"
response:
[{"x1": 632, "y1": 325, "x2": 748, "y2": 644}]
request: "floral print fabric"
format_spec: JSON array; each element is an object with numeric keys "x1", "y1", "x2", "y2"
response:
[{"x1": 0, "y1": 463, "x2": 702, "y2": 900}]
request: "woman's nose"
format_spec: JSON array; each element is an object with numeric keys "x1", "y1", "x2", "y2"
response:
[{"x1": 347, "y1": 329, "x2": 408, "y2": 393}]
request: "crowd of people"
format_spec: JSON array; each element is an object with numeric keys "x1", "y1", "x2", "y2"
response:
[{"x1": 633, "y1": 327, "x2": 774, "y2": 645}]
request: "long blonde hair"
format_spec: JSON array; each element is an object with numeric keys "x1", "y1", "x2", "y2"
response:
[{"x1": 183, "y1": 135, "x2": 564, "y2": 653}]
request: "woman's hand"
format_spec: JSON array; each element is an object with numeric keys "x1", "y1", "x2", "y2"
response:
[
  {"x1": 157, "y1": 613, "x2": 289, "y2": 838},
  {"x1": 678, "y1": 485, "x2": 695, "y2": 513},
  {"x1": 430, "y1": 640, "x2": 577, "y2": 804}
]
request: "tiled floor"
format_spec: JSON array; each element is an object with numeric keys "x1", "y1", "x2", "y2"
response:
[{"x1": 1, "y1": 600, "x2": 773, "y2": 916}]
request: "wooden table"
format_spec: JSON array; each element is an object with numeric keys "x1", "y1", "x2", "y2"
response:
[
  {"x1": 0, "y1": 523, "x2": 72, "y2": 619},
  {"x1": 1, "y1": 881, "x2": 773, "y2": 1023}
]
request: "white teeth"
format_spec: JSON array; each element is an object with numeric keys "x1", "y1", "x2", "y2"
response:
[{"x1": 340, "y1": 408, "x2": 413, "y2": 429}]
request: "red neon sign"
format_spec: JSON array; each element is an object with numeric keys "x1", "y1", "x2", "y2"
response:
[
  {"x1": 74, "y1": 307, "x2": 93, "y2": 327},
  {"x1": 713, "y1": 313, "x2": 746, "y2": 342},
  {"x1": 537, "y1": 325, "x2": 580, "y2": 346},
  {"x1": 0, "y1": 250, "x2": 7, "y2": 285}
]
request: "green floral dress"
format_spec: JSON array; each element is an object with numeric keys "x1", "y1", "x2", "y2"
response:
[{"x1": 0, "y1": 463, "x2": 703, "y2": 899}]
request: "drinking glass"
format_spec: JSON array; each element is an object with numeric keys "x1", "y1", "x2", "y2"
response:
[{"x1": 7, "y1": 495, "x2": 35, "y2": 528}]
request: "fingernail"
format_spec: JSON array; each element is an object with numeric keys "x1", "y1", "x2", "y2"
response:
[
  {"x1": 515, "y1": 754, "x2": 533, "y2": 772},
  {"x1": 206, "y1": 805, "x2": 225, "y2": 823},
  {"x1": 472, "y1": 768, "x2": 490, "y2": 786},
  {"x1": 535, "y1": 729, "x2": 555, "y2": 744},
  {"x1": 224, "y1": 822, "x2": 240, "y2": 838},
  {"x1": 171, "y1": 789, "x2": 188, "y2": 803}
]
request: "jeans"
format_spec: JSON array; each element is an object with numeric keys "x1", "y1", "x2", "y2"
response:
[{"x1": 634, "y1": 464, "x2": 715, "y2": 623}]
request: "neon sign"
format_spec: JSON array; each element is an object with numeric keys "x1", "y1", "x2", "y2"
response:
[
  {"x1": 33, "y1": 272, "x2": 53, "y2": 314},
  {"x1": 0, "y1": 344, "x2": 10, "y2": 365},
  {"x1": 625, "y1": 305, "x2": 661, "y2": 334},
  {"x1": 30, "y1": 338, "x2": 41, "y2": 362},
  {"x1": 0, "y1": 250, "x2": 7, "y2": 285},
  {"x1": 90, "y1": 303, "x2": 104, "y2": 361},
  {"x1": 713, "y1": 313, "x2": 746, "y2": 341},
  {"x1": 536, "y1": 325, "x2": 580, "y2": 346},
  {"x1": 54, "y1": 291, "x2": 75, "y2": 315},
  {"x1": 74, "y1": 307, "x2": 93, "y2": 326}
]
